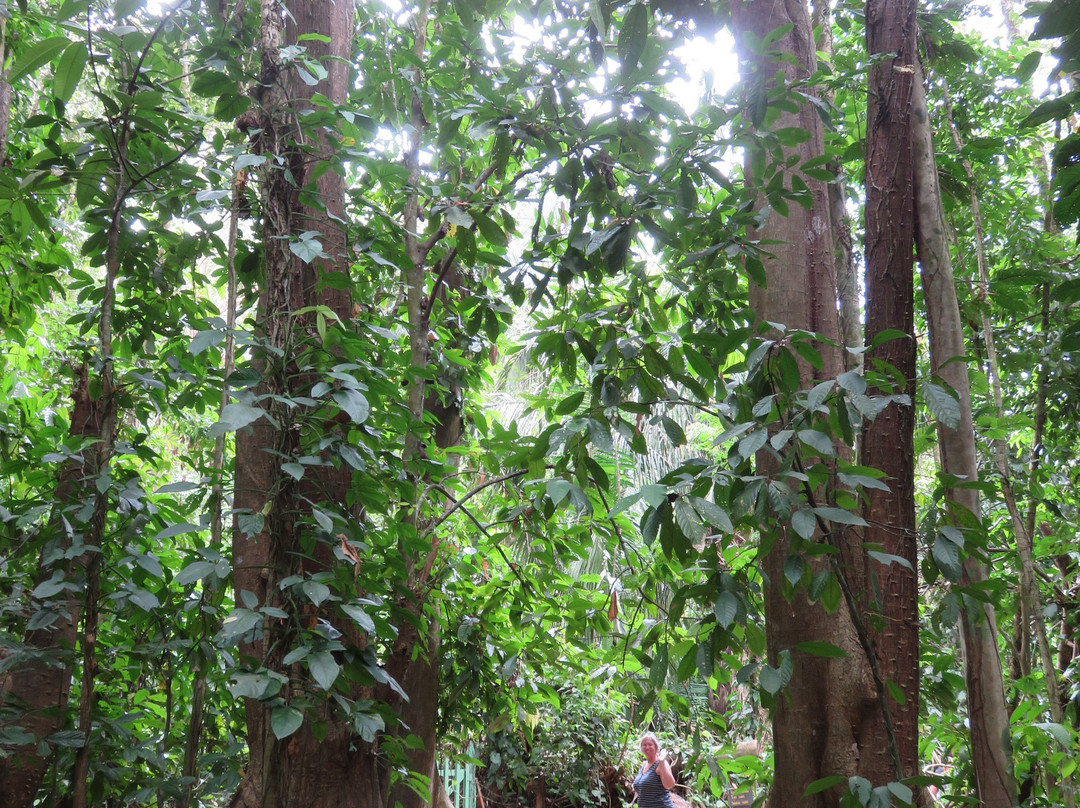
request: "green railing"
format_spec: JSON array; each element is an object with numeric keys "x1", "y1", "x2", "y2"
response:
[{"x1": 439, "y1": 752, "x2": 478, "y2": 808}]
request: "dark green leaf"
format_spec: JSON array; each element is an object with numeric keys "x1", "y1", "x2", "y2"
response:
[
  {"x1": 271, "y1": 706, "x2": 304, "y2": 739},
  {"x1": 10, "y1": 36, "x2": 70, "y2": 85},
  {"x1": 53, "y1": 42, "x2": 88, "y2": 103},
  {"x1": 617, "y1": 4, "x2": 648, "y2": 79},
  {"x1": 308, "y1": 651, "x2": 341, "y2": 691},
  {"x1": 795, "y1": 641, "x2": 847, "y2": 658}
]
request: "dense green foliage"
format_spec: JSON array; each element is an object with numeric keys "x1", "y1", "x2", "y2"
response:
[{"x1": 0, "y1": 0, "x2": 1076, "y2": 805}]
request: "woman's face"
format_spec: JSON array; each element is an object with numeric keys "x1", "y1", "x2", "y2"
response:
[{"x1": 640, "y1": 738, "x2": 658, "y2": 757}]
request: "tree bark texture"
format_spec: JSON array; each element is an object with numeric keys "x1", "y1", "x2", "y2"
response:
[
  {"x1": 811, "y1": 0, "x2": 861, "y2": 368},
  {"x1": 0, "y1": 367, "x2": 112, "y2": 808},
  {"x1": 230, "y1": 0, "x2": 358, "y2": 804},
  {"x1": 730, "y1": 2, "x2": 876, "y2": 805},
  {"x1": 910, "y1": 61, "x2": 1019, "y2": 808},
  {"x1": 0, "y1": 17, "x2": 10, "y2": 160},
  {"x1": 859, "y1": 0, "x2": 919, "y2": 785},
  {"x1": 0, "y1": 108, "x2": 129, "y2": 805}
]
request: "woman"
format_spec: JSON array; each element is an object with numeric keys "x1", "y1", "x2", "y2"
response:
[{"x1": 632, "y1": 732, "x2": 675, "y2": 808}]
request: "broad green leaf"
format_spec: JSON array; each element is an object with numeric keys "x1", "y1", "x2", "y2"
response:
[
  {"x1": 129, "y1": 588, "x2": 160, "y2": 611},
  {"x1": 218, "y1": 609, "x2": 262, "y2": 643},
  {"x1": 332, "y1": 388, "x2": 370, "y2": 424},
  {"x1": 271, "y1": 706, "x2": 304, "y2": 739},
  {"x1": 795, "y1": 641, "x2": 847, "y2": 659},
  {"x1": 886, "y1": 679, "x2": 907, "y2": 706},
  {"x1": 192, "y1": 70, "x2": 239, "y2": 98},
  {"x1": 471, "y1": 209, "x2": 508, "y2": 247},
  {"x1": 156, "y1": 481, "x2": 201, "y2": 494},
  {"x1": 713, "y1": 591, "x2": 738, "y2": 628},
  {"x1": 1034, "y1": 722, "x2": 1072, "y2": 747},
  {"x1": 924, "y1": 381, "x2": 961, "y2": 429},
  {"x1": 737, "y1": 428, "x2": 768, "y2": 459},
  {"x1": 10, "y1": 36, "x2": 70, "y2": 85},
  {"x1": 176, "y1": 561, "x2": 217, "y2": 586},
  {"x1": 797, "y1": 429, "x2": 837, "y2": 457},
  {"x1": 811, "y1": 506, "x2": 866, "y2": 527},
  {"x1": 836, "y1": 369, "x2": 866, "y2": 395},
  {"x1": 932, "y1": 534, "x2": 962, "y2": 582},
  {"x1": 867, "y1": 550, "x2": 913, "y2": 571},
  {"x1": 617, "y1": 3, "x2": 648, "y2": 79},
  {"x1": 609, "y1": 491, "x2": 642, "y2": 517},
  {"x1": 290, "y1": 235, "x2": 326, "y2": 263},
  {"x1": 216, "y1": 403, "x2": 265, "y2": 432},
  {"x1": 673, "y1": 499, "x2": 704, "y2": 542},
  {"x1": 849, "y1": 776, "x2": 872, "y2": 803},
  {"x1": 302, "y1": 579, "x2": 331, "y2": 606},
  {"x1": 547, "y1": 479, "x2": 571, "y2": 506},
  {"x1": 887, "y1": 782, "x2": 913, "y2": 805},
  {"x1": 791, "y1": 509, "x2": 817, "y2": 540},
  {"x1": 308, "y1": 651, "x2": 340, "y2": 691},
  {"x1": 154, "y1": 522, "x2": 202, "y2": 540},
  {"x1": 46, "y1": 730, "x2": 87, "y2": 748},
  {"x1": 691, "y1": 497, "x2": 733, "y2": 533},
  {"x1": 33, "y1": 575, "x2": 67, "y2": 599},
  {"x1": 783, "y1": 554, "x2": 804, "y2": 585},
  {"x1": 556, "y1": 391, "x2": 584, "y2": 415},
  {"x1": 236, "y1": 153, "x2": 267, "y2": 171},
  {"x1": 445, "y1": 204, "x2": 473, "y2": 227},
  {"x1": 759, "y1": 664, "x2": 782, "y2": 694},
  {"x1": 649, "y1": 644, "x2": 668, "y2": 688},
  {"x1": 53, "y1": 42, "x2": 88, "y2": 103},
  {"x1": 638, "y1": 484, "x2": 669, "y2": 509},
  {"x1": 342, "y1": 603, "x2": 375, "y2": 633},
  {"x1": 804, "y1": 776, "x2": 846, "y2": 796},
  {"x1": 190, "y1": 329, "x2": 225, "y2": 355}
]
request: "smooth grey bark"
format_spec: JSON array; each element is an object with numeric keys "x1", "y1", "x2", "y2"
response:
[{"x1": 910, "y1": 61, "x2": 1019, "y2": 808}]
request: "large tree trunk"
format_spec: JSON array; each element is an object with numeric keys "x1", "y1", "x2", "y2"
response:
[
  {"x1": 910, "y1": 61, "x2": 1018, "y2": 808},
  {"x1": 858, "y1": 0, "x2": 919, "y2": 786},
  {"x1": 729, "y1": 3, "x2": 876, "y2": 805},
  {"x1": 230, "y1": 0, "x2": 358, "y2": 804}
]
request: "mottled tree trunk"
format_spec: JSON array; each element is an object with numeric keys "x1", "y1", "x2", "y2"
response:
[
  {"x1": 910, "y1": 61, "x2": 1018, "y2": 808},
  {"x1": 859, "y1": 0, "x2": 919, "y2": 786},
  {"x1": 730, "y1": 2, "x2": 876, "y2": 805}
]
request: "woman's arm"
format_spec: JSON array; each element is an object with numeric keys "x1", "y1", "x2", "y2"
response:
[{"x1": 657, "y1": 757, "x2": 676, "y2": 791}]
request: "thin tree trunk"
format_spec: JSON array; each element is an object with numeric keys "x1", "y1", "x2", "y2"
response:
[
  {"x1": 910, "y1": 59, "x2": 1019, "y2": 808},
  {"x1": 0, "y1": 17, "x2": 10, "y2": 159},
  {"x1": 812, "y1": 0, "x2": 861, "y2": 368},
  {"x1": 730, "y1": 3, "x2": 875, "y2": 806},
  {"x1": 0, "y1": 368, "x2": 110, "y2": 808},
  {"x1": 178, "y1": 170, "x2": 242, "y2": 808},
  {"x1": 860, "y1": 0, "x2": 919, "y2": 785},
  {"x1": 940, "y1": 84, "x2": 1070, "y2": 797},
  {"x1": 0, "y1": 115, "x2": 128, "y2": 808}
]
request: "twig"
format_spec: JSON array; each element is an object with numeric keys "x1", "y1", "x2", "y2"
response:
[{"x1": 420, "y1": 469, "x2": 528, "y2": 541}]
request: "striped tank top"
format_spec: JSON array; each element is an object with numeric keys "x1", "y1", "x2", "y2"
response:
[{"x1": 633, "y1": 762, "x2": 674, "y2": 808}]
